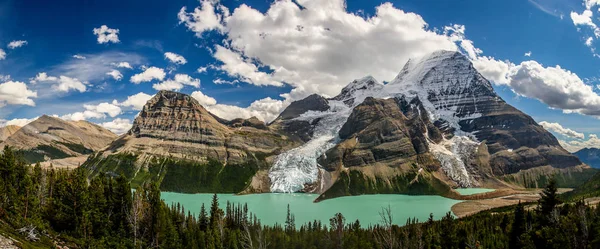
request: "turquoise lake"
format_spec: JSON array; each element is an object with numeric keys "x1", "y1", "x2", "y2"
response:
[
  {"x1": 454, "y1": 188, "x2": 495, "y2": 195},
  {"x1": 160, "y1": 192, "x2": 465, "y2": 227}
]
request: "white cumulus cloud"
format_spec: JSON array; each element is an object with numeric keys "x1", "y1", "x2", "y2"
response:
[
  {"x1": 119, "y1": 92, "x2": 152, "y2": 110},
  {"x1": 106, "y1": 70, "x2": 123, "y2": 81},
  {"x1": 31, "y1": 72, "x2": 87, "y2": 93},
  {"x1": 112, "y1": 62, "x2": 133, "y2": 69},
  {"x1": 539, "y1": 121, "x2": 585, "y2": 139},
  {"x1": 179, "y1": 0, "x2": 458, "y2": 99},
  {"x1": 130, "y1": 67, "x2": 166, "y2": 83},
  {"x1": 93, "y1": 25, "x2": 120, "y2": 44},
  {"x1": 7, "y1": 40, "x2": 27, "y2": 49},
  {"x1": 73, "y1": 54, "x2": 86, "y2": 59},
  {"x1": 560, "y1": 134, "x2": 600, "y2": 152},
  {"x1": 0, "y1": 49, "x2": 5, "y2": 60},
  {"x1": 0, "y1": 81, "x2": 37, "y2": 107},
  {"x1": 191, "y1": 91, "x2": 217, "y2": 106},
  {"x1": 0, "y1": 117, "x2": 38, "y2": 127},
  {"x1": 61, "y1": 102, "x2": 122, "y2": 121},
  {"x1": 100, "y1": 118, "x2": 132, "y2": 135},
  {"x1": 164, "y1": 52, "x2": 187, "y2": 65},
  {"x1": 153, "y1": 74, "x2": 200, "y2": 91},
  {"x1": 191, "y1": 90, "x2": 285, "y2": 122}
]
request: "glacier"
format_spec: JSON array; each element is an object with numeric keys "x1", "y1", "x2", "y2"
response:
[{"x1": 268, "y1": 76, "x2": 383, "y2": 193}]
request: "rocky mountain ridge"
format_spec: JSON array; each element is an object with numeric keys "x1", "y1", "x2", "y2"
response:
[{"x1": 0, "y1": 115, "x2": 117, "y2": 163}]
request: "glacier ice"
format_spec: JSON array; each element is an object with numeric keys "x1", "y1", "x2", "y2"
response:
[
  {"x1": 268, "y1": 101, "x2": 351, "y2": 193},
  {"x1": 268, "y1": 76, "x2": 383, "y2": 193}
]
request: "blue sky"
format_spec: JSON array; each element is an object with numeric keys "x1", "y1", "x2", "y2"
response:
[{"x1": 1, "y1": 0, "x2": 600, "y2": 152}]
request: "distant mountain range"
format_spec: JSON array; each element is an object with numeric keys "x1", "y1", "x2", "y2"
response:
[
  {"x1": 1, "y1": 50, "x2": 593, "y2": 200},
  {"x1": 574, "y1": 148, "x2": 600, "y2": 169}
]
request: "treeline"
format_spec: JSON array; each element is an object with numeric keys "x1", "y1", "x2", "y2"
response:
[{"x1": 2, "y1": 146, "x2": 600, "y2": 248}]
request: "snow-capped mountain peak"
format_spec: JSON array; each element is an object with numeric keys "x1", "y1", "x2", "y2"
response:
[{"x1": 332, "y1": 75, "x2": 384, "y2": 106}]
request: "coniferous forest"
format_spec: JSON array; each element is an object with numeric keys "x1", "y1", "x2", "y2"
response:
[{"x1": 2, "y1": 146, "x2": 600, "y2": 249}]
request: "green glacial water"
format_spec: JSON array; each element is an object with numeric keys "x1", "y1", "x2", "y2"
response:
[
  {"x1": 160, "y1": 192, "x2": 463, "y2": 227},
  {"x1": 454, "y1": 188, "x2": 495, "y2": 195}
]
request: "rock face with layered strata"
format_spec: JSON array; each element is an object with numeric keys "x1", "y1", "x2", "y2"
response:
[{"x1": 98, "y1": 90, "x2": 296, "y2": 165}]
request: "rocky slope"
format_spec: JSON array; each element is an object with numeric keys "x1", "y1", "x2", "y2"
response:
[
  {"x1": 0, "y1": 115, "x2": 117, "y2": 163},
  {"x1": 0, "y1": 125, "x2": 20, "y2": 142},
  {"x1": 574, "y1": 148, "x2": 600, "y2": 168}
]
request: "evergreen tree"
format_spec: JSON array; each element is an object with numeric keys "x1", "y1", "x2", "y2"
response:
[
  {"x1": 209, "y1": 194, "x2": 220, "y2": 229},
  {"x1": 199, "y1": 203, "x2": 209, "y2": 231},
  {"x1": 330, "y1": 213, "x2": 345, "y2": 249},
  {"x1": 539, "y1": 178, "x2": 561, "y2": 223},
  {"x1": 285, "y1": 204, "x2": 295, "y2": 233},
  {"x1": 509, "y1": 202, "x2": 526, "y2": 249}
]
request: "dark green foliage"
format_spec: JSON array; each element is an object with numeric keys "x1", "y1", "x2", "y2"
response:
[
  {"x1": 317, "y1": 169, "x2": 455, "y2": 201},
  {"x1": 564, "y1": 170, "x2": 600, "y2": 201},
  {"x1": 503, "y1": 168, "x2": 598, "y2": 189},
  {"x1": 84, "y1": 153, "x2": 259, "y2": 194},
  {"x1": 4, "y1": 145, "x2": 600, "y2": 248},
  {"x1": 83, "y1": 152, "x2": 139, "y2": 179},
  {"x1": 160, "y1": 158, "x2": 258, "y2": 193},
  {"x1": 57, "y1": 142, "x2": 93, "y2": 155},
  {"x1": 18, "y1": 144, "x2": 71, "y2": 163}
]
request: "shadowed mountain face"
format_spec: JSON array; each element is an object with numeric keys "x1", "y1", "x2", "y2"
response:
[
  {"x1": 82, "y1": 51, "x2": 586, "y2": 199},
  {"x1": 0, "y1": 115, "x2": 117, "y2": 163},
  {"x1": 574, "y1": 148, "x2": 600, "y2": 169}
]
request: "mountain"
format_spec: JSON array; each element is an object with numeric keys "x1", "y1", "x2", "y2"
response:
[
  {"x1": 0, "y1": 125, "x2": 20, "y2": 142},
  {"x1": 0, "y1": 115, "x2": 117, "y2": 163},
  {"x1": 574, "y1": 148, "x2": 600, "y2": 168},
  {"x1": 83, "y1": 90, "x2": 299, "y2": 193},
  {"x1": 83, "y1": 50, "x2": 591, "y2": 200},
  {"x1": 268, "y1": 50, "x2": 587, "y2": 199}
]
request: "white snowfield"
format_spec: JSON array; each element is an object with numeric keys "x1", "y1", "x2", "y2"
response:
[{"x1": 269, "y1": 50, "x2": 489, "y2": 192}]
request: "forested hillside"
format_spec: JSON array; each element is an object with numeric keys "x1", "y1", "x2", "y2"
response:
[{"x1": 1, "y1": 145, "x2": 600, "y2": 248}]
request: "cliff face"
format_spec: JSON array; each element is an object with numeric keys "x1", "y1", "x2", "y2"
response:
[
  {"x1": 100, "y1": 90, "x2": 297, "y2": 165},
  {"x1": 0, "y1": 115, "x2": 117, "y2": 163}
]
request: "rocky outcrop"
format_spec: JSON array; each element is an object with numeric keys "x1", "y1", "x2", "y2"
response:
[
  {"x1": 91, "y1": 90, "x2": 297, "y2": 167},
  {"x1": 276, "y1": 94, "x2": 329, "y2": 120},
  {"x1": 0, "y1": 115, "x2": 117, "y2": 163},
  {"x1": 225, "y1": 117, "x2": 268, "y2": 130},
  {"x1": 0, "y1": 125, "x2": 20, "y2": 142},
  {"x1": 269, "y1": 94, "x2": 330, "y2": 142}
]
